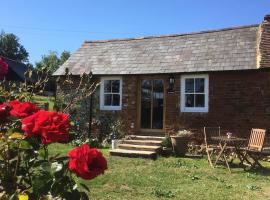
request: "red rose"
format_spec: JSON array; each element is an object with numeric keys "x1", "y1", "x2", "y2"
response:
[
  {"x1": 68, "y1": 144, "x2": 107, "y2": 180},
  {"x1": 0, "y1": 104, "x2": 10, "y2": 124},
  {"x1": 21, "y1": 110, "x2": 70, "y2": 144},
  {"x1": 0, "y1": 57, "x2": 8, "y2": 80},
  {"x1": 8, "y1": 100, "x2": 39, "y2": 118}
]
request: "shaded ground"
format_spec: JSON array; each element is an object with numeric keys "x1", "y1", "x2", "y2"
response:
[{"x1": 49, "y1": 143, "x2": 270, "y2": 200}]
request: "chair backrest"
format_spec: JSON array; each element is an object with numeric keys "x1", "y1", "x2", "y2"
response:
[
  {"x1": 247, "y1": 128, "x2": 266, "y2": 152},
  {"x1": 203, "y1": 127, "x2": 221, "y2": 146}
]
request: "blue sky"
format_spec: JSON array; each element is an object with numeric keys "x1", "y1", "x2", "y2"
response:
[{"x1": 1, "y1": 0, "x2": 270, "y2": 64}]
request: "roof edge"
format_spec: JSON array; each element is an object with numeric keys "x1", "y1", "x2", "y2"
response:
[{"x1": 84, "y1": 24, "x2": 259, "y2": 44}]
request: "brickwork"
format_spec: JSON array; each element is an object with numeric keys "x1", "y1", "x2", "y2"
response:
[
  {"x1": 165, "y1": 70, "x2": 270, "y2": 137},
  {"x1": 258, "y1": 15, "x2": 270, "y2": 68},
  {"x1": 57, "y1": 70, "x2": 270, "y2": 138}
]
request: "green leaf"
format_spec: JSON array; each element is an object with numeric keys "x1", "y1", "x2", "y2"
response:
[
  {"x1": 79, "y1": 183, "x2": 90, "y2": 192},
  {"x1": 20, "y1": 140, "x2": 32, "y2": 149}
]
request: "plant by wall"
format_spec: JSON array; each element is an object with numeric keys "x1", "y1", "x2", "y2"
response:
[{"x1": 0, "y1": 59, "x2": 107, "y2": 199}]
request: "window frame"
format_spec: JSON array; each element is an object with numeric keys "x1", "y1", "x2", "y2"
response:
[
  {"x1": 100, "y1": 77, "x2": 122, "y2": 110},
  {"x1": 180, "y1": 74, "x2": 209, "y2": 113}
]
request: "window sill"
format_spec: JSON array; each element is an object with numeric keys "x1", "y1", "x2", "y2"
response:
[
  {"x1": 100, "y1": 106, "x2": 122, "y2": 111},
  {"x1": 181, "y1": 107, "x2": 208, "y2": 113}
]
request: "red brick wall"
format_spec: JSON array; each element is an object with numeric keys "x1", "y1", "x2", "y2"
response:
[
  {"x1": 259, "y1": 15, "x2": 270, "y2": 68},
  {"x1": 57, "y1": 70, "x2": 270, "y2": 138},
  {"x1": 165, "y1": 70, "x2": 270, "y2": 137}
]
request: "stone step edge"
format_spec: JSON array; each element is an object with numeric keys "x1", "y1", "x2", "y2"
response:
[
  {"x1": 121, "y1": 139, "x2": 162, "y2": 144},
  {"x1": 118, "y1": 144, "x2": 162, "y2": 149},
  {"x1": 109, "y1": 149, "x2": 157, "y2": 159},
  {"x1": 127, "y1": 135, "x2": 165, "y2": 141},
  {"x1": 118, "y1": 144, "x2": 162, "y2": 151}
]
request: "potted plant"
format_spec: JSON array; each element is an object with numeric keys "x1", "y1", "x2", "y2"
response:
[
  {"x1": 161, "y1": 136, "x2": 173, "y2": 156},
  {"x1": 110, "y1": 119, "x2": 124, "y2": 149},
  {"x1": 170, "y1": 130, "x2": 193, "y2": 156}
]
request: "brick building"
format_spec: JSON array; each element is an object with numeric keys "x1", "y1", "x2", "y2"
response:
[{"x1": 54, "y1": 15, "x2": 270, "y2": 138}]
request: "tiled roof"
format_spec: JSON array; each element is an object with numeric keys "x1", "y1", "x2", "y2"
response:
[{"x1": 53, "y1": 25, "x2": 259, "y2": 75}]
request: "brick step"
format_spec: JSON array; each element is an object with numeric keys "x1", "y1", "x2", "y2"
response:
[
  {"x1": 118, "y1": 144, "x2": 162, "y2": 152},
  {"x1": 121, "y1": 139, "x2": 162, "y2": 146},
  {"x1": 128, "y1": 135, "x2": 165, "y2": 141},
  {"x1": 109, "y1": 149, "x2": 157, "y2": 159}
]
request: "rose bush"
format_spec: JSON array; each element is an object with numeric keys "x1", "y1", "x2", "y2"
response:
[
  {"x1": 68, "y1": 144, "x2": 107, "y2": 180},
  {"x1": 0, "y1": 100, "x2": 107, "y2": 199}
]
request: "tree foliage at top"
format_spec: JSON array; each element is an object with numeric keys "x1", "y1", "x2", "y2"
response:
[
  {"x1": 0, "y1": 31, "x2": 29, "y2": 63},
  {"x1": 35, "y1": 51, "x2": 70, "y2": 75}
]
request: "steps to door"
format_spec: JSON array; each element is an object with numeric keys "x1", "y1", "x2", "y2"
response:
[{"x1": 109, "y1": 135, "x2": 165, "y2": 159}]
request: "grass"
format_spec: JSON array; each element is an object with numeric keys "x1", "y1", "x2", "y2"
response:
[
  {"x1": 49, "y1": 143, "x2": 270, "y2": 200},
  {"x1": 32, "y1": 95, "x2": 55, "y2": 111}
]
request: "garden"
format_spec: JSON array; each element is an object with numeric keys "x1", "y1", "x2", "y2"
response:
[
  {"x1": 50, "y1": 143, "x2": 270, "y2": 200},
  {"x1": 1, "y1": 55, "x2": 270, "y2": 200}
]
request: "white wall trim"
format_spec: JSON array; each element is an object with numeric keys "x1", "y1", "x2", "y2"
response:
[
  {"x1": 180, "y1": 74, "x2": 209, "y2": 113},
  {"x1": 100, "y1": 76, "x2": 122, "y2": 111}
]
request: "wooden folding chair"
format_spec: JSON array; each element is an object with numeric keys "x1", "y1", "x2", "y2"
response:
[
  {"x1": 244, "y1": 128, "x2": 270, "y2": 169},
  {"x1": 203, "y1": 127, "x2": 221, "y2": 167}
]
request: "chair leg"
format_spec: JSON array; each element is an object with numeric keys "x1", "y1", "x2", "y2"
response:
[
  {"x1": 223, "y1": 154, "x2": 231, "y2": 173},
  {"x1": 206, "y1": 150, "x2": 214, "y2": 167},
  {"x1": 249, "y1": 154, "x2": 263, "y2": 169}
]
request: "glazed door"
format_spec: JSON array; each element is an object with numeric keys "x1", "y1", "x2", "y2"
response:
[{"x1": 140, "y1": 79, "x2": 164, "y2": 129}]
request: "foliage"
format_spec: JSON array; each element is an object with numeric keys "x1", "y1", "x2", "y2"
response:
[
  {"x1": 161, "y1": 136, "x2": 172, "y2": 148},
  {"x1": 55, "y1": 71, "x2": 99, "y2": 145},
  {"x1": 175, "y1": 129, "x2": 193, "y2": 137},
  {"x1": 152, "y1": 188, "x2": 175, "y2": 198},
  {"x1": 35, "y1": 51, "x2": 70, "y2": 75},
  {"x1": 0, "y1": 31, "x2": 29, "y2": 63},
  {"x1": 0, "y1": 60, "x2": 105, "y2": 199},
  {"x1": 59, "y1": 51, "x2": 71, "y2": 66},
  {"x1": 109, "y1": 119, "x2": 125, "y2": 140}
]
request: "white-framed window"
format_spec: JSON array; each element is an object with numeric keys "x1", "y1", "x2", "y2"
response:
[
  {"x1": 180, "y1": 74, "x2": 209, "y2": 113},
  {"x1": 100, "y1": 77, "x2": 122, "y2": 110}
]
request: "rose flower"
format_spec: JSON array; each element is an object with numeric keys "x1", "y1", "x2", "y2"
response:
[
  {"x1": 8, "y1": 100, "x2": 39, "y2": 118},
  {"x1": 68, "y1": 144, "x2": 107, "y2": 180},
  {"x1": 21, "y1": 110, "x2": 70, "y2": 144}
]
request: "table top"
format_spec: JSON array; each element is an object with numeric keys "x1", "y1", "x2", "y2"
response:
[{"x1": 211, "y1": 136, "x2": 247, "y2": 142}]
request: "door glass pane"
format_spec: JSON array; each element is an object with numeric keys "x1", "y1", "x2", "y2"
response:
[
  {"x1": 141, "y1": 80, "x2": 152, "y2": 129},
  {"x1": 195, "y1": 78, "x2": 205, "y2": 93},
  {"x1": 185, "y1": 79, "x2": 194, "y2": 93},
  {"x1": 185, "y1": 94, "x2": 194, "y2": 107},
  {"x1": 152, "y1": 80, "x2": 164, "y2": 129},
  {"x1": 195, "y1": 94, "x2": 205, "y2": 107}
]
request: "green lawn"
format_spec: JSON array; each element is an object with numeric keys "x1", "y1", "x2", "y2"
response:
[
  {"x1": 32, "y1": 95, "x2": 55, "y2": 111},
  {"x1": 49, "y1": 143, "x2": 270, "y2": 200}
]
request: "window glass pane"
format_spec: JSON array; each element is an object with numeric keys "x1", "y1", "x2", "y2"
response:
[
  {"x1": 112, "y1": 80, "x2": 120, "y2": 93},
  {"x1": 112, "y1": 94, "x2": 120, "y2": 106},
  {"x1": 195, "y1": 94, "x2": 205, "y2": 107},
  {"x1": 104, "y1": 80, "x2": 111, "y2": 93},
  {"x1": 195, "y1": 78, "x2": 205, "y2": 93},
  {"x1": 104, "y1": 94, "x2": 112, "y2": 106},
  {"x1": 185, "y1": 94, "x2": 194, "y2": 107},
  {"x1": 185, "y1": 79, "x2": 194, "y2": 93}
]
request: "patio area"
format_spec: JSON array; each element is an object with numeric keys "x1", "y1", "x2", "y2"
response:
[{"x1": 50, "y1": 143, "x2": 270, "y2": 200}]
